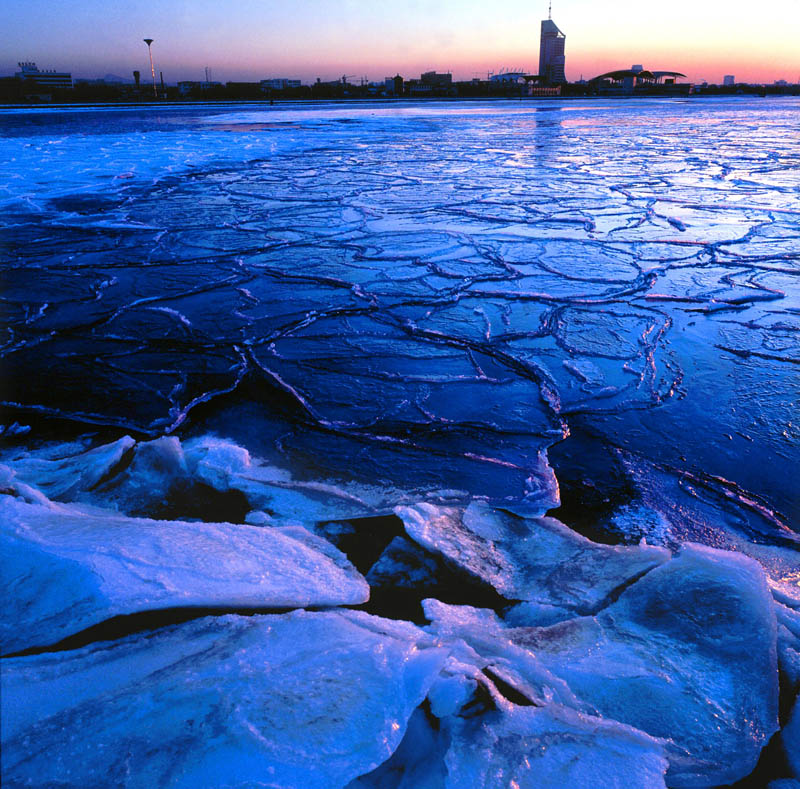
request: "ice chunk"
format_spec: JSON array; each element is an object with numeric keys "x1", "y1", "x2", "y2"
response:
[
  {"x1": 0, "y1": 495, "x2": 368, "y2": 654},
  {"x1": 442, "y1": 705, "x2": 668, "y2": 789},
  {"x1": 514, "y1": 545, "x2": 779, "y2": 787},
  {"x1": 777, "y1": 603, "x2": 800, "y2": 693},
  {"x1": 422, "y1": 545, "x2": 779, "y2": 786},
  {"x1": 98, "y1": 435, "x2": 189, "y2": 511},
  {"x1": 348, "y1": 707, "x2": 450, "y2": 789},
  {"x1": 422, "y1": 600, "x2": 585, "y2": 711},
  {"x1": 786, "y1": 698, "x2": 800, "y2": 779},
  {"x1": 397, "y1": 501, "x2": 669, "y2": 613},
  {"x1": 3, "y1": 436, "x2": 135, "y2": 501},
  {"x1": 184, "y1": 436, "x2": 384, "y2": 522},
  {"x1": 1, "y1": 611, "x2": 448, "y2": 787}
]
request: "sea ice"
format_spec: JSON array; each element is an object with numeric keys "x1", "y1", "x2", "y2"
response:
[
  {"x1": 3, "y1": 435, "x2": 135, "y2": 501},
  {"x1": 423, "y1": 543, "x2": 779, "y2": 787},
  {"x1": 1, "y1": 611, "x2": 448, "y2": 787},
  {"x1": 441, "y1": 704, "x2": 668, "y2": 789},
  {"x1": 615, "y1": 452, "x2": 800, "y2": 605},
  {"x1": 785, "y1": 698, "x2": 800, "y2": 780},
  {"x1": 397, "y1": 501, "x2": 669, "y2": 612},
  {"x1": 0, "y1": 494, "x2": 368, "y2": 654}
]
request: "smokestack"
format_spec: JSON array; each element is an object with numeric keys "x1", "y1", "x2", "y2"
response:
[
  {"x1": 160, "y1": 71, "x2": 165, "y2": 95},
  {"x1": 133, "y1": 70, "x2": 140, "y2": 88}
]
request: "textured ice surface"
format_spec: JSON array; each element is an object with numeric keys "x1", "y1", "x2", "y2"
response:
[
  {"x1": 424, "y1": 544, "x2": 779, "y2": 787},
  {"x1": 441, "y1": 705, "x2": 668, "y2": 789},
  {"x1": 1, "y1": 98, "x2": 797, "y2": 787},
  {"x1": 397, "y1": 501, "x2": 669, "y2": 610},
  {"x1": 777, "y1": 603, "x2": 800, "y2": 692},
  {"x1": 0, "y1": 493, "x2": 368, "y2": 654},
  {"x1": 614, "y1": 452, "x2": 800, "y2": 604},
  {"x1": 0, "y1": 611, "x2": 447, "y2": 788},
  {"x1": 3, "y1": 99, "x2": 797, "y2": 514},
  {"x1": 786, "y1": 698, "x2": 800, "y2": 780}
]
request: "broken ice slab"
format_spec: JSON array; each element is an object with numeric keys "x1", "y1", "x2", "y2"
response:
[
  {"x1": 2, "y1": 436, "x2": 135, "y2": 501},
  {"x1": 777, "y1": 603, "x2": 800, "y2": 694},
  {"x1": 0, "y1": 611, "x2": 448, "y2": 788},
  {"x1": 613, "y1": 452, "x2": 800, "y2": 605},
  {"x1": 0, "y1": 494, "x2": 368, "y2": 655},
  {"x1": 352, "y1": 702, "x2": 669, "y2": 789},
  {"x1": 396, "y1": 501, "x2": 669, "y2": 612},
  {"x1": 785, "y1": 698, "x2": 800, "y2": 782},
  {"x1": 425, "y1": 544, "x2": 779, "y2": 787},
  {"x1": 2, "y1": 435, "x2": 387, "y2": 523},
  {"x1": 441, "y1": 705, "x2": 669, "y2": 789}
]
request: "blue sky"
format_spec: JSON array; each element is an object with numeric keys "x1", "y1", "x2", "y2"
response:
[{"x1": 5, "y1": 0, "x2": 799, "y2": 84}]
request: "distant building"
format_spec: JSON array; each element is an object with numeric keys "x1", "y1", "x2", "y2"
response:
[
  {"x1": 385, "y1": 75, "x2": 403, "y2": 95},
  {"x1": 539, "y1": 18, "x2": 566, "y2": 84},
  {"x1": 723, "y1": 75, "x2": 736, "y2": 86},
  {"x1": 490, "y1": 71, "x2": 527, "y2": 84},
  {"x1": 522, "y1": 77, "x2": 562, "y2": 96},
  {"x1": 177, "y1": 81, "x2": 222, "y2": 95},
  {"x1": 590, "y1": 66, "x2": 689, "y2": 95},
  {"x1": 15, "y1": 62, "x2": 72, "y2": 89},
  {"x1": 260, "y1": 78, "x2": 302, "y2": 91},
  {"x1": 420, "y1": 71, "x2": 452, "y2": 88}
]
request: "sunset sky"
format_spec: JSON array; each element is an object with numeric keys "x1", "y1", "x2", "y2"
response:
[{"x1": 4, "y1": 0, "x2": 799, "y2": 85}]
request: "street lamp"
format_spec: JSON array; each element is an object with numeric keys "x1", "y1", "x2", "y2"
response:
[{"x1": 143, "y1": 38, "x2": 157, "y2": 98}]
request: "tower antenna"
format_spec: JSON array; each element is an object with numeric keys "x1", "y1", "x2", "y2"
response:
[
  {"x1": 548, "y1": 1, "x2": 552, "y2": 19},
  {"x1": 143, "y1": 39, "x2": 157, "y2": 98}
]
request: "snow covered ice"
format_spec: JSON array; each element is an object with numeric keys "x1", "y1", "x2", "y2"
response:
[{"x1": 1, "y1": 97, "x2": 798, "y2": 786}]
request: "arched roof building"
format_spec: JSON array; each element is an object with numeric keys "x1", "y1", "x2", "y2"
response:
[{"x1": 590, "y1": 66, "x2": 688, "y2": 94}]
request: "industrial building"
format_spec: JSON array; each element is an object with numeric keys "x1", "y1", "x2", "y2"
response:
[{"x1": 15, "y1": 62, "x2": 72, "y2": 89}]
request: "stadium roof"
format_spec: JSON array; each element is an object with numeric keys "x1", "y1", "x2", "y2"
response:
[{"x1": 590, "y1": 69, "x2": 686, "y2": 83}]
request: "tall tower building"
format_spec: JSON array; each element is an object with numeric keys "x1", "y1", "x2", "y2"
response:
[{"x1": 539, "y1": 12, "x2": 566, "y2": 84}]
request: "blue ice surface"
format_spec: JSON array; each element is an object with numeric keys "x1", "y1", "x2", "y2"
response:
[
  {"x1": 0, "y1": 97, "x2": 798, "y2": 786},
  {"x1": 1, "y1": 97, "x2": 797, "y2": 522}
]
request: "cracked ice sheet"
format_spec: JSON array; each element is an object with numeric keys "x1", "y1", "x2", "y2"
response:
[
  {"x1": 2, "y1": 98, "x2": 799, "y2": 516},
  {"x1": 0, "y1": 611, "x2": 448, "y2": 788},
  {"x1": 0, "y1": 490, "x2": 368, "y2": 655}
]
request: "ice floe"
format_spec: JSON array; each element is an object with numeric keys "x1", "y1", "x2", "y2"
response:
[
  {"x1": 1, "y1": 611, "x2": 447, "y2": 787},
  {"x1": 0, "y1": 493, "x2": 368, "y2": 655},
  {"x1": 397, "y1": 501, "x2": 669, "y2": 612},
  {"x1": 423, "y1": 543, "x2": 779, "y2": 787}
]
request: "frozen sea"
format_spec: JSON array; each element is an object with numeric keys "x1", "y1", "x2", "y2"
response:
[{"x1": 1, "y1": 97, "x2": 799, "y2": 787}]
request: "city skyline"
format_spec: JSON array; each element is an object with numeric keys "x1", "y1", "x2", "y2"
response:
[{"x1": 4, "y1": 0, "x2": 800, "y2": 85}]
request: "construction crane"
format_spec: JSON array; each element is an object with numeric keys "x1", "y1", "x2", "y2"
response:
[{"x1": 341, "y1": 74, "x2": 355, "y2": 86}]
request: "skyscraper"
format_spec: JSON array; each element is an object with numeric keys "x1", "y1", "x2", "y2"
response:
[{"x1": 539, "y1": 15, "x2": 566, "y2": 84}]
